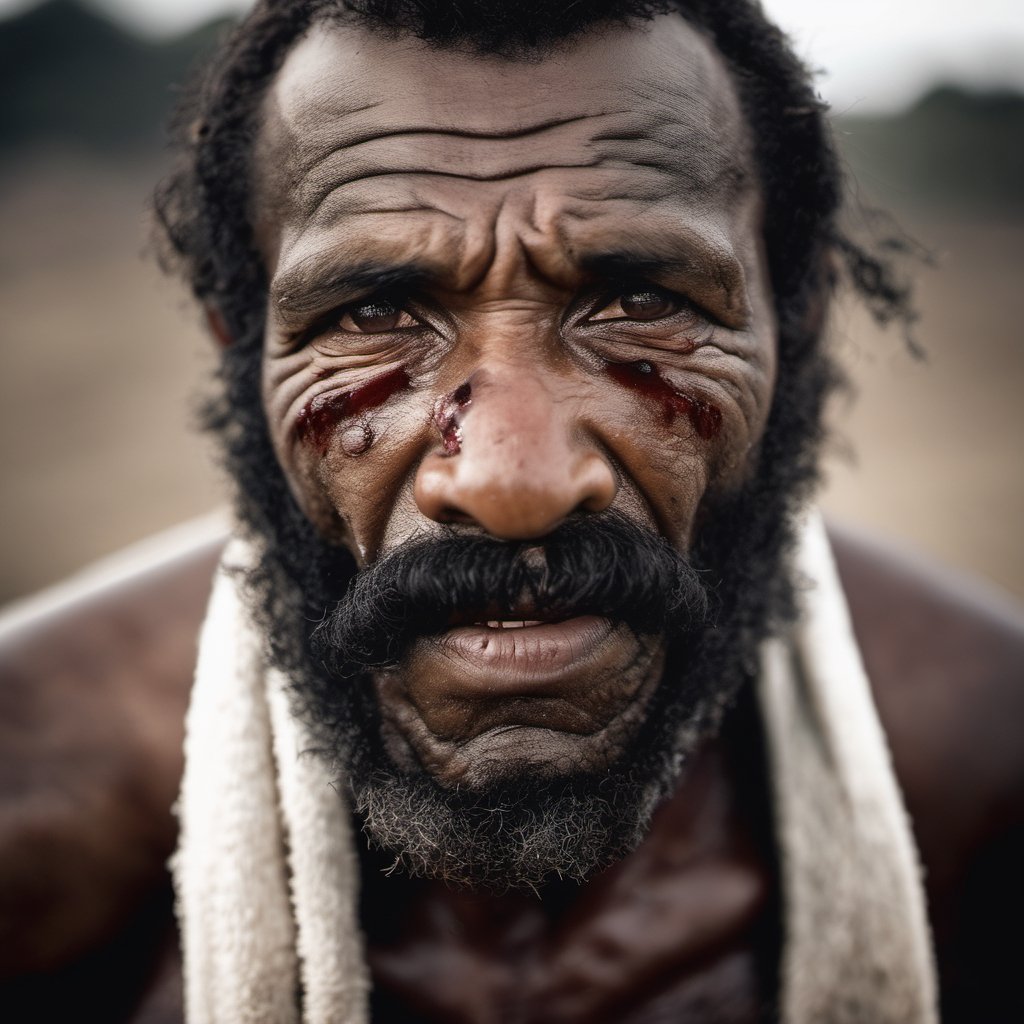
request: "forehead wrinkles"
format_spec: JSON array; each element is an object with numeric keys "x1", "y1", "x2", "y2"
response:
[
  {"x1": 291, "y1": 111, "x2": 632, "y2": 225},
  {"x1": 253, "y1": 14, "x2": 754, "y2": 229}
]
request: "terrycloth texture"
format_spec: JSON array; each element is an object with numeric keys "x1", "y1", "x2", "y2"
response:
[
  {"x1": 173, "y1": 541, "x2": 369, "y2": 1024},
  {"x1": 759, "y1": 514, "x2": 939, "y2": 1023},
  {"x1": 174, "y1": 512, "x2": 937, "y2": 1023}
]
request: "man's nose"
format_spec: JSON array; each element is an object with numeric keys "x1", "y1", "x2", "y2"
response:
[{"x1": 414, "y1": 370, "x2": 617, "y2": 539}]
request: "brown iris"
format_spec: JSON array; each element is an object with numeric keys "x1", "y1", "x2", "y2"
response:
[
  {"x1": 341, "y1": 299, "x2": 407, "y2": 333},
  {"x1": 619, "y1": 289, "x2": 678, "y2": 320}
]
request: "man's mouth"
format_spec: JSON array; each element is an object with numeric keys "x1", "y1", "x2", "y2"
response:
[
  {"x1": 445, "y1": 598, "x2": 570, "y2": 632},
  {"x1": 378, "y1": 612, "x2": 663, "y2": 788},
  {"x1": 427, "y1": 614, "x2": 619, "y2": 693}
]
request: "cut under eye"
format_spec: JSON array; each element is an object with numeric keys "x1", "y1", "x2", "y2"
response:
[
  {"x1": 338, "y1": 297, "x2": 419, "y2": 333},
  {"x1": 590, "y1": 287, "x2": 684, "y2": 323}
]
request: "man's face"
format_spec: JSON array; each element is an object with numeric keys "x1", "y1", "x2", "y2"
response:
[{"x1": 251, "y1": 15, "x2": 776, "y2": 794}]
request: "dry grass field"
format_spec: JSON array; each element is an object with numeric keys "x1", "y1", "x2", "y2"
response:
[{"x1": 1, "y1": 151, "x2": 1022, "y2": 606}]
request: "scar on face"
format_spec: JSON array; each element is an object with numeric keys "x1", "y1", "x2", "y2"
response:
[
  {"x1": 433, "y1": 381, "x2": 473, "y2": 455},
  {"x1": 295, "y1": 365, "x2": 411, "y2": 456},
  {"x1": 606, "y1": 359, "x2": 722, "y2": 440}
]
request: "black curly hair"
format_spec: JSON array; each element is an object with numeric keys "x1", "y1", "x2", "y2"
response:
[{"x1": 156, "y1": 0, "x2": 889, "y2": 338}]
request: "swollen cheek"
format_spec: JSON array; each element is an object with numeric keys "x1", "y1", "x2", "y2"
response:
[{"x1": 319, "y1": 409, "x2": 430, "y2": 560}]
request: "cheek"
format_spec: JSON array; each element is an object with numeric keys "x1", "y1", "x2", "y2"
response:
[
  {"x1": 605, "y1": 360, "x2": 723, "y2": 441},
  {"x1": 294, "y1": 365, "x2": 412, "y2": 455},
  {"x1": 262, "y1": 352, "x2": 427, "y2": 554},
  {"x1": 594, "y1": 345, "x2": 773, "y2": 547}
]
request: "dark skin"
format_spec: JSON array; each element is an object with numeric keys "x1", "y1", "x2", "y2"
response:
[
  {"x1": 255, "y1": 18, "x2": 774, "y2": 789},
  {"x1": 2, "y1": 15, "x2": 1023, "y2": 1024},
  {"x1": 3, "y1": 528, "x2": 1023, "y2": 1021}
]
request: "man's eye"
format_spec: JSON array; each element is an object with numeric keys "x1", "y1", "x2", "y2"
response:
[
  {"x1": 590, "y1": 287, "x2": 682, "y2": 323},
  {"x1": 338, "y1": 298, "x2": 418, "y2": 333}
]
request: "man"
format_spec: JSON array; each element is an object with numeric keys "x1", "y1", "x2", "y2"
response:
[{"x1": 2, "y1": 1, "x2": 1023, "y2": 1021}]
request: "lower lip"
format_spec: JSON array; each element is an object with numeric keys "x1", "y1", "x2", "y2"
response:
[{"x1": 434, "y1": 615, "x2": 615, "y2": 682}]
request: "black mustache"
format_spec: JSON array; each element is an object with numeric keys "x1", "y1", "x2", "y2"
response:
[{"x1": 311, "y1": 512, "x2": 709, "y2": 676}]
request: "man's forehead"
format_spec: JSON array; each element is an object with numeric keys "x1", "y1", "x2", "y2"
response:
[{"x1": 254, "y1": 12, "x2": 752, "y2": 210}]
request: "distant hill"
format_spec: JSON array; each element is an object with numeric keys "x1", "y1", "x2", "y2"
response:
[
  {"x1": 0, "y1": 0, "x2": 233, "y2": 152},
  {"x1": 835, "y1": 86, "x2": 1024, "y2": 213},
  {"x1": 2, "y1": 0, "x2": 1023, "y2": 214}
]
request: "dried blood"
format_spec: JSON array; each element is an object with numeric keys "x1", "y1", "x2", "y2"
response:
[
  {"x1": 606, "y1": 360, "x2": 722, "y2": 440},
  {"x1": 434, "y1": 381, "x2": 473, "y2": 455},
  {"x1": 296, "y1": 366, "x2": 410, "y2": 454}
]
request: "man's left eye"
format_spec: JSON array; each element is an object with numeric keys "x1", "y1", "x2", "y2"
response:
[
  {"x1": 338, "y1": 297, "x2": 419, "y2": 334},
  {"x1": 589, "y1": 287, "x2": 683, "y2": 323}
]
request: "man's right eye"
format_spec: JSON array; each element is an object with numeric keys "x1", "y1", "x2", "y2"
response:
[{"x1": 338, "y1": 297, "x2": 419, "y2": 334}]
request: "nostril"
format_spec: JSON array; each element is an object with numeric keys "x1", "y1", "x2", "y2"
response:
[
  {"x1": 577, "y1": 453, "x2": 618, "y2": 515},
  {"x1": 439, "y1": 505, "x2": 475, "y2": 525}
]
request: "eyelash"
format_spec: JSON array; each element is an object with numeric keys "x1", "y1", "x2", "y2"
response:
[
  {"x1": 306, "y1": 282, "x2": 707, "y2": 344},
  {"x1": 585, "y1": 284, "x2": 702, "y2": 324}
]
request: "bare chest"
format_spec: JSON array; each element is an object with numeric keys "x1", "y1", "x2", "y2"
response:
[
  {"x1": 359, "y1": 717, "x2": 779, "y2": 1023},
  {"x1": 365, "y1": 885, "x2": 775, "y2": 1024}
]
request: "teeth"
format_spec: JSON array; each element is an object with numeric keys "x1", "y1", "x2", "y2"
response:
[{"x1": 482, "y1": 619, "x2": 542, "y2": 629}]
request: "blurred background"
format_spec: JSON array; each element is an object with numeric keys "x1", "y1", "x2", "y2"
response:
[{"x1": 1, "y1": 0, "x2": 1022, "y2": 606}]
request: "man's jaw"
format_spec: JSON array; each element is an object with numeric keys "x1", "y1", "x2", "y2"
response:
[{"x1": 237, "y1": 509, "x2": 739, "y2": 887}]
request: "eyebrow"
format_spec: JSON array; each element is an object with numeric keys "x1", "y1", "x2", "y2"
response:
[
  {"x1": 271, "y1": 259, "x2": 434, "y2": 327},
  {"x1": 270, "y1": 239, "x2": 749, "y2": 328}
]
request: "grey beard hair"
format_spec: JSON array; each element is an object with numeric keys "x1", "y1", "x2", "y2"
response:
[
  {"x1": 234, "y1": 509, "x2": 754, "y2": 890},
  {"x1": 234, "y1": 509, "x2": 777, "y2": 889},
  {"x1": 314, "y1": 678, "x2": 731, "y2": 891},
  {"x1": 346, "y1": 709, "x2": 715, "y2": 892},
  {"x1": 235, "y1": 501, "x2": 785, "y2": 890}
]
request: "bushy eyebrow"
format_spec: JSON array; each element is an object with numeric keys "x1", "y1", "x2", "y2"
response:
[
  {"x1": 269, "y1": 239, "x2": 749, "y2": 329},
  {"x1": 582, "y1": 248, "x2": 735, "y2": 287},
  {"x1": 271, "y1": 259, "x2": 433, "y2": 327}
]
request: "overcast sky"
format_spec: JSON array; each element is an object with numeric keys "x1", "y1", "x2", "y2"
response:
[{"x1": 4, "y1": 0, "x2": 1023, "y2": 113}]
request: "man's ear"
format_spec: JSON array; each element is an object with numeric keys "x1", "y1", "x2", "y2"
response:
[{"x1": 204, "y1": 304, "x2": 235, "y2": 349}]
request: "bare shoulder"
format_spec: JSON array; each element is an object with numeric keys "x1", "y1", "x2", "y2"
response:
[
  {"x1": 829, "y1": 521, "x2": 1024, "y2": 816},
  {"x1": 830, "y1": 521, "x2": 1024, "y2": 1021},
  {"x1": 0, "y1": 522, "x2": 224, "y2": 1000}
]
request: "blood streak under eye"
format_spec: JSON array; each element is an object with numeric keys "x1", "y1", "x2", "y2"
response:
[
  {"x1": 295, "y1": 366, "x2": 411, "y2": 454},
  {"x1": 606, "y1": 360, "x2": 722, "y2": 440}
]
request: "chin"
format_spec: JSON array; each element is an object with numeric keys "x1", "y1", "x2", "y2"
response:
[
  {"x1": 333, "y1": 651, "x2": 720, "y2": 891},
  {"x1": 347, "y1": 741, "x2": 674, "y2": 891},
  {"x1": 371, "y1": 624, "x2": 669, "y2": 790}
]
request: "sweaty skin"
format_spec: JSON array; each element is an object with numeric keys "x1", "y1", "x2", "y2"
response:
[{"x1": 253, "y1": 16, "x2": 777, "y2": 789}]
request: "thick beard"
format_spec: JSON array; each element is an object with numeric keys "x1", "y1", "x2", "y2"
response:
[{"x1": 205, "y1": 322, "x2": 829, "y2": 890}]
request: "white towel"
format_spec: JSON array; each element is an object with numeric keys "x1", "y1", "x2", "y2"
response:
[
  {"x1": 174, "y1": 510, "x2": 938, "y2": 1023},
  {"x1": 173, "y1": 539, "x2": 369, "y2": 1024},
  {"x1": 759, "y1": 512, "x2": 938, "y2": 1023}
]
